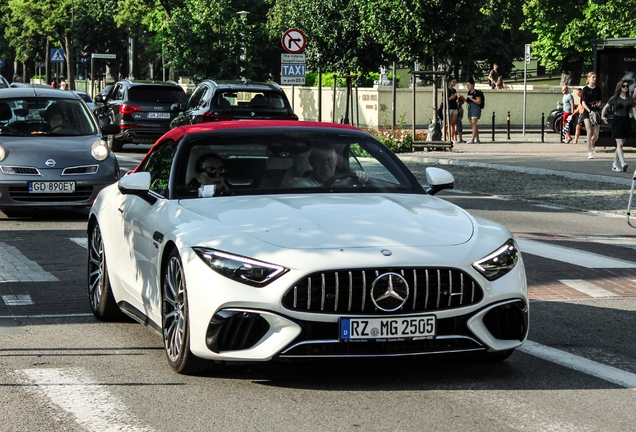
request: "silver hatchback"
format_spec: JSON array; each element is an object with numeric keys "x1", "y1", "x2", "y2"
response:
[{"x1": 0, "y1": 87, "x2": 119, "y2": 209}]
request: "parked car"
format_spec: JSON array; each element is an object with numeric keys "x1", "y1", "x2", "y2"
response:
[
  {"x1": 170, "y1": 79, "x2": 297, "y2": 128},
  {"x1": 72, "y1": 90, "x2": 97, "y2": 113},
  {"x1": 95, "y1": 79, "x2": 187, "y2": 151},
  {"x1": 0, "y1": 87, "x2": 119, "y2": 209},
  {"x1": 88, "y1": 120, "x2": 528, "y2": 375},
  {"x1": 97, "y1": 83, "x2": 114, "y2": 100}
]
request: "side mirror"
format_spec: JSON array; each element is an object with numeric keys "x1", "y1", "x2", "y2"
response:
[
  {"x1": 425, "y1": 167, "x2": 455, "y2": 195},
  {"x1": 118, "y1": 171, "x2": 157, "y2": 204}
]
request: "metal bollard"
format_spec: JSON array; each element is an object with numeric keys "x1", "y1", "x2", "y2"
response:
[
  {"x1": 507, "y1": 111, "x2": 511, "y2": 140},
  {"x1": 491, "y1": 111, "x2": 495, "y2": 141},
  {"x1": 541, "y1": 113, "x2": 545, "y2": 142}
]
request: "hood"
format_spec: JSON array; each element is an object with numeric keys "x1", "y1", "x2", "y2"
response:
[
  {"x1": 0, "y1": 135, "x2": 102, "y2": 168},
  {"x1": 179, "y1": 194, "x2": 474, "y2": 249}
]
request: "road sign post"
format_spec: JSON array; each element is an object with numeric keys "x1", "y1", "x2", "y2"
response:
[
  {"x1": 281, "y1": 30, "x2": 306, "y2": 86},
  {"x1": 90, "y1": 53, "x2": 117, "y2": 98}
]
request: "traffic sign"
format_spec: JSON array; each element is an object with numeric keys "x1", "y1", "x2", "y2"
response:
[
  {"x1": 281, "y1": 63, "x2": 306, "y2": 85},
  {"x1": 92, "y1": 53, "x2": 117, "y2": 59},
  {"x1": 282, "y1": 64, "x2": 306, "y2": 77},
  {"x1": 51, "y1": 48, "x2": 65, "y2": 63},
  {"x1": 281, "y1": 53, "x2": 306, "y2": 63},
  {"x1": 281, "y1": 29, "x2": 306, "y2": 54},
  {"x1": 0, "y1": 58, "x2": 4, "y2": 68}
]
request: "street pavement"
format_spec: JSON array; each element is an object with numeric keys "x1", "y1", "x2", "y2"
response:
[{"x1": 406, "y1": 129, "x2": 635, "y2": 185}]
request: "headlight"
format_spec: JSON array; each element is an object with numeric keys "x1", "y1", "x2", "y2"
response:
[
  {"x1": 472, "y1": 239, "x2": 519, "y2": 281},
  {"x1": 193, "y1": 248, "x2": 287, "y2": 287},
  {"x1": 91, "y1": 139, "x2": 110, "y2": 161},
  {"x1": 0, "y1": 144, "x2": 5, "y2": 162}
]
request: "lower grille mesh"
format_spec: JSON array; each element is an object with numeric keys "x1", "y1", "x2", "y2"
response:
[{"x1": 283, "y1": 268, "x2": 483, "y2": 315}]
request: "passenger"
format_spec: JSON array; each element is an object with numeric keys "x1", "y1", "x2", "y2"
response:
[
  {"x1": 284, "y1": 144, "x2": 368, "y2": 187},
  {"x1": 193, "y1": 153, "x2": 228, "y2": 192}
]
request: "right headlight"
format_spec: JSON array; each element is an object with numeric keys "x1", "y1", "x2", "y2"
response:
[
  {"x1": 0, "y1": 143, "x2": 5, "y2": 162},
  {"x1": 472, "y1": 239, "x2": 519, "y2": 281},
  {"x1": 193, "y1": 248, "x2": 287, "y2": 287}
]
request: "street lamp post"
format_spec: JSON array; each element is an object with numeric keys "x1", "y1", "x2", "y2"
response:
[{"x1": 236, "y1": 11, "x2": 249, "y2": 75}]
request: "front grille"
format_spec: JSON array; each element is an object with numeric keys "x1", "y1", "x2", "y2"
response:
[
  {"x1": 8, "y1": 185, "x2": 94, "y2": 202},
  {"x1": 1, "y1": 166, "x2": 41, "y2": 175},
  {"x1": 62, "y1": 165, "x2": 98, "y2": 175},
  {"x1": 282, "y1": 268, "x2": 483, "y2": 315},
  {"x1": 279, "y1": 316, "x2": 483, "y2": 358},
  {"x1": 206, "y1": 311, "x2": 270, "y2": 353},
  {"x1": 483, "y1": 300, "x2": 528, "y2": 341}
]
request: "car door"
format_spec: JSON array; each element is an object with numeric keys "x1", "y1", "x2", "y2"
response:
[{"x1": 115, "y1": 140, "x2": 178, "y2": 317}]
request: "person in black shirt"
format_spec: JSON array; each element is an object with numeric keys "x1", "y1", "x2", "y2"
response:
[
  {"x1": 601, "y1": 80, "x2": 636, "y2": 172},
  {"x1": 581, "y1": 72, "x2": 602, "y2": 159}
]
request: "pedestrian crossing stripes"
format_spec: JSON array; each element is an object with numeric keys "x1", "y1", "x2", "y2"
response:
[
  {"x1": 0, "y1": 242, "x2": 59, "y2": 283},
  {"x1": 516, "y1": 238, "x2": 636, "y2": 269}
]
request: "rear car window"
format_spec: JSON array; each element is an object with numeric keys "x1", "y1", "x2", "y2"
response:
[
  {"x1": 128, "y1": 86, "x2": 187, "y2": 104},
  {"x1": 215, "y1": 91, "x2": 287, "y2": 109}
]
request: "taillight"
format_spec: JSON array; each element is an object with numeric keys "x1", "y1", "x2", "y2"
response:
[
  {"x1": 119, "y1": 105, "x2": 141, "y2": 115},
  {"x1": 200, "y1": 111, "x2": 232, "y2": 122}
]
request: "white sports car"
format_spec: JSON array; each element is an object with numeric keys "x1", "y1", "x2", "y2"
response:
[{"x1": 88, "y1": 120, "x2": 528, "y2": 374}]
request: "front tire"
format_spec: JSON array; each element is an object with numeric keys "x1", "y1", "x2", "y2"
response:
[
  {"x1": 87, "y1": 222, "x2": 125, "y2": 321},
  {"x1": 162, "y1": 250, "x2": 208, "y2": 375}
]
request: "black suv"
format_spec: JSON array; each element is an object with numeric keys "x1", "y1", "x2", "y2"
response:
[
  {"x1": 170, "y1": 79, "x2": 297, "y2": 128},
  {"x1": 96, "y1": 79, "x2": 187, "y2": 151}
]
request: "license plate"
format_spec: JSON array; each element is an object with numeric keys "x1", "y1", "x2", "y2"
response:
[
  {"x1": 147, "y1": 112, "x2": 170, "y2": 119},
  {"x1": 340, "y1": 315, "x2": 436, "y2": 341},
  {"x1": 28, "y1": 181, "x2": 75, "y2": 193}
]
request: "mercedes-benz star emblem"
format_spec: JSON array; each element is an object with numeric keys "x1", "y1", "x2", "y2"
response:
[
  {"x1": 370, "y1": 272, "x2": 409, "y2": 312},
  {"x1": 45, "y1": 159, "x2": 56, "y2": 167}
]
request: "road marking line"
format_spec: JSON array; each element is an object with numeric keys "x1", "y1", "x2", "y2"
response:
[
  {"x1": 0, "y1": 313, "x2": 93, "y2": 319},
  {"x1": 559, "y1": 279, "x2": 619, "y2": 298},
  {"x1": 70, "y1": 237, "x2": 87, "y2": 249},
  {"x1": 19, "y1": 368, "x2": 154, "y2": 432},
  {"x1": 2, "y1": 294, "x2": 34, "y2": 306},
  {"x1": 516, "y1": 238, "x2": 636, "y2": 268},
  {"x1": 520, "y1": 341, "x2": 636, "y2": 389},
  {"x1": 0, "y1": 242, "x2": 59, "y2": 282}
]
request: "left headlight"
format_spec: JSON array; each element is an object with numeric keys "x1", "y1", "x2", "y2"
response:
[
  {"x1": 91, "y1": 139, "x2": 110, "y2": 161},
  {"x1": 472, "y1": 239, "x2": 519, "y2": 281},
  {"x1": 193, "y1": 248, "x2": 287, "y2": 287},
  {"x1": 0, "y1": 143, "x2": 5, "y2": 162}
]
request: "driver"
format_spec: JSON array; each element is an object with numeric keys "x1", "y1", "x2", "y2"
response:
[
  {"x1": 44, "y1": 104, "x2": 65, "y2": 131},
  {"x1": 285, "y1": 143, "x2": 368, "y2": 187}
]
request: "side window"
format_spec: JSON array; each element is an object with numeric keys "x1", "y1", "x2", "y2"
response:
[
  {"x1": 140, "y1": 140, "x2": 178, "y2": 197},
  {"x1": 186, "y1": 86, "x2": 205, "y2": 110},
  {"x1": 197, "y1": 87, "x2": 210, "y2": 109},
  {"x1": 114, "y1": 85, "x2": 125, "y2": 101}
]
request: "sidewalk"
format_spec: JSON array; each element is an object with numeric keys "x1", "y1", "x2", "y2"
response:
[{"x1": 402, "y1": 131, "x2": 636, "y2": 187}]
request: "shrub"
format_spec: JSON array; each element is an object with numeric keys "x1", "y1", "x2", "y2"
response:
[{"x1": 366, "y1": 127, "x2": 427, "y2": 153}]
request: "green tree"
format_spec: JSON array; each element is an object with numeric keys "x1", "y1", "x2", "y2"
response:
[{"x1": 522, "y1": 0, "x2": 594, "y2": 85}]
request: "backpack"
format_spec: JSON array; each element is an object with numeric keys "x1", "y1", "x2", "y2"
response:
[{"x1": 476, "y1": 90, "x2": 485, "y2": 109}]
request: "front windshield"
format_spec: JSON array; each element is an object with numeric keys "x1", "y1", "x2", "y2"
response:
[
  {"x1": 0, "y1": 97, "x2": 97, "y2": 136},
  {"x1": 168, "y1": 129, "x2": 423, "y2": 199}
]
